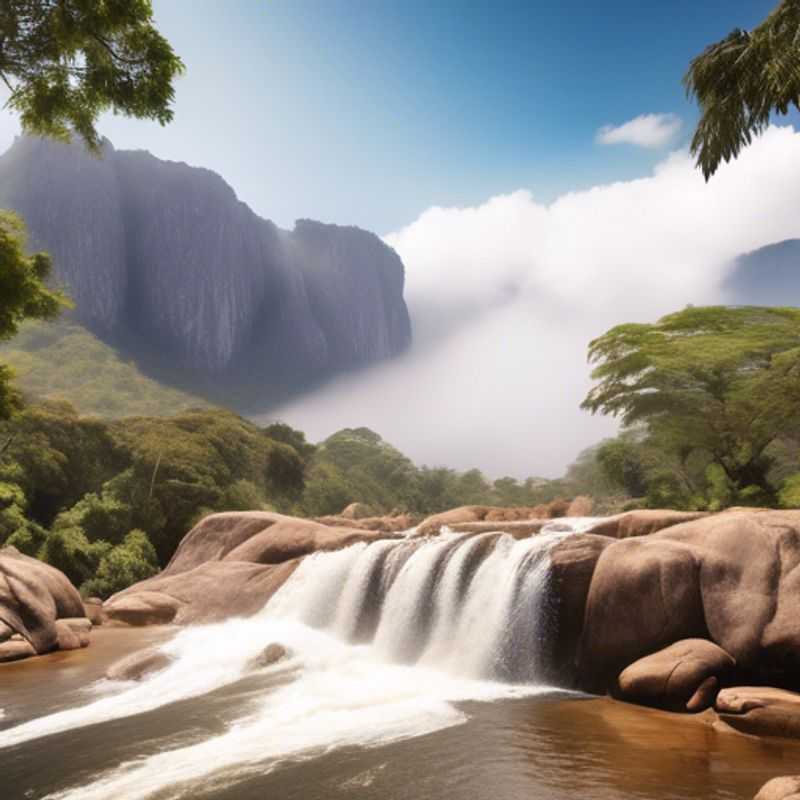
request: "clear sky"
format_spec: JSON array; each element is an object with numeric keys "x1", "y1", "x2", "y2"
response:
[{"x1": 0, "y1": 0, "x2": 779, "y2": 235}]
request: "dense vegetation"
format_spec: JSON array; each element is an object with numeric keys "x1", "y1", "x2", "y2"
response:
[
  {"x1": 0, "y1": 403, "x2": 308, "y2": 596},
  {"x1": 0, "y1": 212, "x2": 68, "y2": 418},
  {"x1": 582, "y1": 306, "x2": 800, "y2": 510},
  {"x1": 0, "y1": 318, "x2": 208, "y2": 417}
]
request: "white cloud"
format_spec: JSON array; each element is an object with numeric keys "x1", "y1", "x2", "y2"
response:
[
  {"x1": 270, "y1": 126, "x2": 800, "y2": 479},
  {"x1": 597, "y1": 113, "x2": 682, "y2": 149}
]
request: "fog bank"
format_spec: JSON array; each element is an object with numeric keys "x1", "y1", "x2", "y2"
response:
[{"x1": 270, "y1": 126, "x2": 800, "y2": 478}]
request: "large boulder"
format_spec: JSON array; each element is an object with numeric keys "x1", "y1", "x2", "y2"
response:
[
  {"x1": 716, "y1": 687, "x2": 800, "y2": 739},
  {"x1": 161, "y1": 511, "x2": 396, "y2": 576},
  {"x1": 105, "y1": 512, "x2": 399, "y2": 626},
  {"x1": 615, "y1": 639, "x2": 735, "y2": 711},
  {"x1": 0, "y1": 546, "x2": 88, "y2": 656},
  {"x1": 576, "y1": 510, "x2": 800, "y2": 693},
  {"x1": 585, "y1": 509, "x2": 708, "y2": 539},
  {"x1": 547, "y1": 533, "x2": 615, "y2": 683},
  {"x1": 755, "y1": 777, "x2": 800, "y2": 800}
]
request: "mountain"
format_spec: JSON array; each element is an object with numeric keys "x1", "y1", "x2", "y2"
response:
[
  {"x1": 0, "y1": 136, "x2": 411, "y2": 409},
  {"x1": 724, "y1": 239, "x2": 800, "y2": 306}
]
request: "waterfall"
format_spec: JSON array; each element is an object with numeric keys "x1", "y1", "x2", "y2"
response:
[{"x1": 0, "y1": 522, "x2": 589, "y2": 800}]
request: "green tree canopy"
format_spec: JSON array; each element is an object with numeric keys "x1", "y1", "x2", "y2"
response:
[
  {"x1": 0, "y1": 0, "x2": 184, "y2": 149},
  {"x1": 0, "y1": 213, "x2": 67, "y2": 416},
  {"x1": 582, "y1": 306, "x2": 800, "y2": 503},
  {"x1": 685, "y1": 0, "x2": 800, "y2": 179}
]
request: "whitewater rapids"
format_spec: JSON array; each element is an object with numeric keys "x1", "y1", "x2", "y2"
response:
[{"x1": 0, "y1": 524, "x2": 586, "y2": 800}]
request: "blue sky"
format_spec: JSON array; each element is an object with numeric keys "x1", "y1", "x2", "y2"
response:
[
  {"x1": 0, "y1": 0, "x2": 780, "y2": 235},
  {"x1": 86, "y1": 1, "x2": 785, "y2": 233}
]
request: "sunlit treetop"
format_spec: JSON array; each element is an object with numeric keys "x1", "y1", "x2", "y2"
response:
[{"x1": 0, "y1": 0, "x2": 184, "y2": 150}]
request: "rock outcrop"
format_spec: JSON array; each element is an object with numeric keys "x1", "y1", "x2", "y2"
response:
[
  {"x1": 0, "y1": 546, "x2": 92, "y2": 662},
  {"x1": 755, "y1": 776, "x2": 800, "y2": 800},
  {"x1": 615, "y1": 639, "x2": 735, "y2": 712},
  {"x1": 716, "y1": 687, "x2": 800, "y2": 739},
  {"x1": 0, "y1": 136, "x2": 411, "y2": 402},
  {"x1": 569, "y1": 510, "x2": 800, "y2": 693},
  {"x1": 584, "y1": 509, "x2": 708, "y2": 539},
  {"x1": 416, "y1": 501, "x2": 570, "y2": 537},
  {"x1": 104, "y1": 511, "x2": 399, "y2": 625}
]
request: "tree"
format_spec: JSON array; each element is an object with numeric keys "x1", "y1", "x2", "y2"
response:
[
  {"x1": 0, "y1": 0, "x2": 184, "y2": 149},
  {"x1": 582, "y1": 306, "x2": 800, "y2": 505},
  {"x1": 0, "y1": 215, "x2": 67, "y2": 417},
  {"x1": 685, "y1": 0, "x2": 800, "y2": 179}
]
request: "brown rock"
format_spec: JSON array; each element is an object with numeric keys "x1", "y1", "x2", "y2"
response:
[
  {"x1": 716, "y1": 687, "x2": 800, "y2": 739},
  {"x1": 107, "y1": 647, "x2": 174, "y2": 681},
  {"x1": 586, "y1": 509, "x2": 708, "y2": 539},
  {"x1": 248, "y1": 642, "x2": 289, "y2": 670},
  {"x1": 59, "y1": 617, "x2": 92, "y2": 635},
  {"x1": 339, "y1": 502, "x2": 376, "y2": 520},
  {"x1": 0, "y1": 545, "x2": 86, "y2": 654},
  {"x1": 83, "y1": 598, "x2": 105, "y2": 626},
  {"x1": 316, "y1": 513, "x2": 417, "y2": 533},
  {"x1": 754, "y1": 776, "x2": 800, "y2": 800},
  {"x1": 615, "y1": 639, "x2": 734, "y2": 711},
  {"x1": 163, "y1": 512, "x2": 396, "y2": 576},
  {"x1": 447, "y1": 520, "x2": 548, "y2": 538},
  {"x1": 577, "y1": 510, "x2": 800, "y2": 694},
  {"x1": 547, "y1": 533, "x2": 615, "y2": 684},
  {"x1": 105, "y1": 560, "x2": 298, "y2": 626},
  {"x1": 416, "y1": 506, "x2": 543, "y2": 537},
  {"x1": 55, "y1": 620, "x2": 82, "y2": 651},
  {"x1": 0, "y1": 638, "x2": 36, "y2": 662},
  {"x1": 103, "y1": 590, "x2": 182, "y2": 626},
  {"x1": 0, "y1": 620, "x2": 13, "y2": 642},
  {"x1": 566, "y1": 496, "x2": 594, "y2": 517}
]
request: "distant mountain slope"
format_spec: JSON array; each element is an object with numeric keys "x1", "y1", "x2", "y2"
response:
[
  {"x1": 724, "y1": 239, "x2": 800, "y2": 306},
  {"x1": 0, "y1": 136, "x2": 411, "y2": 408},
  {"x1": 0, "y1": 319, "x2": 207, "y2": 417}
]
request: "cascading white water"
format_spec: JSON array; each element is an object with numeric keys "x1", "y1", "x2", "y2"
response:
[{"x1": 0, "y1": 521, "x2": 594, "y2": 800}]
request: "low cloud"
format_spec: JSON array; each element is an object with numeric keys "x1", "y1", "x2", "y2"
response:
[
  {"x1": 597, "y1": 113, "x2": 682, "y2": 148},
  {"x1": 271, "y1": 126, "x2": 800, "y2": 479}
]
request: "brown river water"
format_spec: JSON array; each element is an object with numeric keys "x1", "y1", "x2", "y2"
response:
[{"x1": 1, "y1": 626, "x2": 798, "y2": 800}]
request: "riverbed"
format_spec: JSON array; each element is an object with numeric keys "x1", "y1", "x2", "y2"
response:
[{"x1": 2, "y1": 626, "x2": 798, "y2": 800}]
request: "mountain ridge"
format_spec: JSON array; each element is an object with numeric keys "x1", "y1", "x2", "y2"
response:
[{"x1": 0, "y1": 136, "x2": 411, "y2": 409}]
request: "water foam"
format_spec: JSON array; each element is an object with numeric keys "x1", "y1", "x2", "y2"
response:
[{"x1": 1, "y1": 523, "x2": 590, "y2": 800}]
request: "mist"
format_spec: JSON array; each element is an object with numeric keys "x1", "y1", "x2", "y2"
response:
[{"x1": 268, "y1": 126, "x2": 800, "y2": 479}]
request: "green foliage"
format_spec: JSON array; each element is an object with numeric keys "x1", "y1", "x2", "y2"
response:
[
  {"x1": 53, "y1": 490, "x2": 133, "y2": 546},
  {"x1": 0, "y1": 400, "x2": 126, "y2": 523},
  {"x1": 0, "y1": 318, "x2": 208, "y2": 417},
  {"x1": 80, "y1": 529, "x2": 158, "y2": 599},
  {"x1": 0, "y1": 213, "x2": 68, "y2": 418},
  {"x1": 0, "y1": 402, "x2": 312, "y2": 579},
  {"x1": 37, "y1": 524, "x2": 110, "y2": 587},
  {"x1": 685, "y1": 0, "x2": 800, "y2": 179},
  {"x1": 583, "y1": 306, "x2": 800, "y2": 506},
  {"x1": 300, "y1": 427, "x2": 560, "y2": 516},
  {"x1": 779, "y1": 473, "x2": 800, "y2": 509},
  {"x1": 0, "y1": 0, "x2": 184, "y2": 150},
  {"x1": 300, "y1": 461, "x2": 357, "y2": 517}
]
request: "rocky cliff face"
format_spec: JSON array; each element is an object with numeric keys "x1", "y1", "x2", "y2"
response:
[{"x1": 0, "y1": 136, "x2": 411, "y2": 398}]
